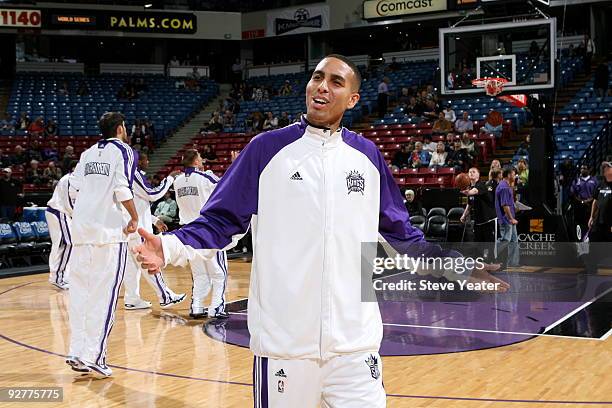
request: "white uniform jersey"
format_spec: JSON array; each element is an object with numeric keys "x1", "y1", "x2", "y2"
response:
[
  {"x1": 173, "y1": 168, "x2": 218, "y2": 225},
  {"x1": 71, "y1": 138, "x2": 135, "y2": 245},
  {"x1": 123, "y1": 170, "x2": 174, "y2": 234},
  {"x1": 47, "y1": 173, "x2": 77, "y2": 216}
]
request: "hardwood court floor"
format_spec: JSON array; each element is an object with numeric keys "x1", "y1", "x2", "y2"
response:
[{"x1": 0, "y1": 260, "x2": 610, "y2": 408}]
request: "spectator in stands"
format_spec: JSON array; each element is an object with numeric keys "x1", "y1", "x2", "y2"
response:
[
  {"x1": 206, "y1": 112, "x2": 223, "y2": 132},
  {"x1": 517, "y1": 159, "x2": 529, "y2": 187},
  {"x1": 27, "y1": 139, "x2": 43, "y2": 162},
  {"x1": 43, "y1": 161, "x2": 62, "y2": 184},
  {"x1": 263, "y1": 87, "x2": 271, "y2": 101},
  {"x1": 0, "y1": 112, "x2": 14, "y2": 131},
  {"x1": 444, "y1": 132, "x2": 457, "y2": 152},
  {"x1": 403, "y1": 97, "x2": 423, "y2": 121},
  {"x1": 263, "y1": 112, "x2": 278, "y2": 131},
  {"x1": 455, "y1": 111, "x2": 473, "y2": 133},
  {"x1": 131, "y1": 127, "x2": 146, "y2": 151},
  {"x1": 496, "y1": 166, "x2": 519, "y2": 267},
  {"x1": 26, "y1": 159, "x2": 45, "y2": 185},
  {"x1": 185, "y1": 67, "x2": 201, "y2": 91},
  {"x1": 377, "y1": 77, "x2": 390, "y2": 118},
  {"x1": 279, "y1": 80, "x2": 292, "y2": 96},
  {"x1": 426, "y1": 85, "x2": 436, "y2": 100},
  {"x1": 429, "y1": 142, "x2": 448, "y2": 168},
  {"x1": 278, "y1": 112, "x2": 290, "y2": 128},
  {"x1": 490, "y1": 159, "x2": 502, "y2": 172},
  {"x1": 169, "y1": 56, "x2": 180, "y2": 67},
  {"x1": 57, "y1": 81, "x2": 70, "y2": 96},
  {"x1": 202, "y1": 144, "x2": 219, "y2": 164},
  {"x1": 61, "y1": 145, "x2": 75, "y2": 173},
  {"x1": 409, "y1": 141, "x2": 430, "y2": 168},
  {"x1": 570, "y1": 164, "x2": 598, "y2": 236},
  {"x1": 423, "y1": 99, "x2": 441, "y2": 120},
  {"x1": 223, "y1": 110, "x2": 236, "y2": 129},
  {"x1": 516, "y1": 135, "x2": 530, "y2": 158},
  {"x1": 0, "y1": 168, "x2": 22, "y2": 220},
  {"x1": 446, "y1": 141, "x2": 469, "y2": 173},
  {"x1": 27, "y1": 116, "x2": 45, "y2": 136},
  {"x1": 134, "y1": 78, "x2": 147, "y2": 94},
  {"x1": 461, "y1": 132, "x2": 476, "y2": 157},
  {"x1": 480, "y1": 110, "x2": 503, "y2": 138},
  {"x1": 398, "y1": 87, "x2": 411, "y2": 106},
  {"x1": 10, "y1": 145, "x2": 27, "y2": 166},
  {"x1": 252, "y1": 86, "x2": 263, "y2": 102},
  {"x1": 17, "y1": 112, "x2": 30, "y2": 130},
  {"x1": 443, "y1": 104, "x2": 456, "y2": 123},
  {"x1": 293, "y1": 112, "x2": 303, "y2": 123},
  {"x1": 392, "y1": 144, "x2": 411, "y2": 170},
  {"x1": 422, "y1": 135, "x2": 437, "y2": 153},
  {"x1": 404, "y1": 189, "x2": 422, "y2": 216},
  {"x1": 0, "y1": 149, "x2": 9, "y2": 168},
  {"x1": 594, "y1": 63, "x2": 609, "y2": 98},
  {"x1": 43, "y1": 119, "x2": 58, "y2": 138},
  {"x1": 154, "y1": 191, "x2": 177, "y2": 223},
  {"x1": 77, "y1": 81, "x2": 89, "y2": 96},
  {"x1": 43, "y1": 141, "x2": 59, "y2": 162},
  {"x1": 150, "y1": 174, "x2": 161, "y2": 187},
  {"x1": 432, "y1": 112, "x2": 453, "y2": 135},
  {"x1": 231, "y1": 58, "x2": 243, "y2": 83}
]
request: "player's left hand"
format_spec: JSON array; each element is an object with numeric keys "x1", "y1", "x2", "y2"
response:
[{"x1": 124, "y1": 218, "x2": 138, "y2": 234}]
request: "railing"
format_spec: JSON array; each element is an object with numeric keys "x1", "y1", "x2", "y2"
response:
[{"x1": 577, "y1": 119, "x2": 611, "y2": 175}]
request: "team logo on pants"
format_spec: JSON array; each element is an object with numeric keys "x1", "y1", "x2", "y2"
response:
[
  {"x1": 346, "y1": 170, "x2": 365, "y2": 195},
  {"x1": 365, "y1": 354, "x2": 380, "y2": 379}
]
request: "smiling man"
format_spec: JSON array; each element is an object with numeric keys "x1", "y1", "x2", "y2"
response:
[{"x1": 135, "y1": 55, "x2": 507, "y2": 407}]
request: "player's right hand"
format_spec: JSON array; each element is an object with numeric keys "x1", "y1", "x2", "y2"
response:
[
  {"x1": 124, "y1": 218, "x2": 138, "y2": 234},
  {"x1": 134, "y1": 228, "x2": 164, "y2": 274}
]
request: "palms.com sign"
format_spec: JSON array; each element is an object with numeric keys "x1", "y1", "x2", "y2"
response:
[{"x1": 363, "y1": 0, "x2": 447, "y2": 19}]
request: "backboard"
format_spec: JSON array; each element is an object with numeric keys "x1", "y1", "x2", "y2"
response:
[{"x1": 439, "y1": 18, "x2": 556, "y2": 96}]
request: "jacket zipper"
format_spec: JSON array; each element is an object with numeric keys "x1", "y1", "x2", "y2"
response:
[{"x1": 320, "y1": 135, "x2": 327, "y2": 359}]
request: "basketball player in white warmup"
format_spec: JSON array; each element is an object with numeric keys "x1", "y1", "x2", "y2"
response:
[
  {"x1": 136, "y1": 55, "x2": 507, "y2": 406},
  {"x1": 123, "y1": 151, "x2": 186, "y2": 310},
  {"x1": 45, "y1": 167, "x2": 77, "y2": 290},
  {"x1": 67, "y1": 112, "x2": 138, "y2": 377},
  {"x1": 173, "y1": 149, "x2": 228, "y2": 319}
]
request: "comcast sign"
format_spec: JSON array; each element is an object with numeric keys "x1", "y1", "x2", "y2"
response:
[{"x1": 363, "y1": 0, "x2": 447, "y2": 19}]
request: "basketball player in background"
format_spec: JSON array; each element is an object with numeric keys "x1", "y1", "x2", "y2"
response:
[
  {"x1": 66, "y1": 112, "x2": 138, "y2": 377},
  {"x1": 45, "y1": 162, "x2": 77, "y2": 290},
  {"x1": 122, "y1": 151, "x2": 186, "y2": 310},
  {"x1": 173, "y1": 149, "x2": 228, "y2": 319},
  {"x1": 135, "y1": 55, "x2": 507, "y2": 407}
]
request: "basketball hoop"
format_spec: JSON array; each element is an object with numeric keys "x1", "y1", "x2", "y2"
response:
[{"x1": 472, "y1": 77, "x2": 508, "y2": 97}]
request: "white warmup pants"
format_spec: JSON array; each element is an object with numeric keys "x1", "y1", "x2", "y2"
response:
[
  {"x1": 68, "y1": 243, "x2": 127, "y2": 368},
  {"x1": 253, "y1": 351, "x2": 386, "y2": 408},
  {"x1": 45, "y1": 208, "x2": 72, "y2": 285},
  {"x1": 123, "y1": 236, "x2": 177, "y2": 305},
  {"x1": 190, "y1": 251, "x2": 228, "y2": 314}
]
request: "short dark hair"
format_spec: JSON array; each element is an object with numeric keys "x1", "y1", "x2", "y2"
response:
[
  {"x1": 182, "y1": 148, "x2": 200, "y2": 167},
  {"x1": 325, "y1": 54, "x2": 362, "y2": 91},
  {"x1": 502, "y1": 166, "x2": 516, "y2": 179},
  {"x1": 99, "y1": 112, "x2": 125, "y2": 139},
  {"x1": 489, "y1": 168, "x2": 501, "y2": 180},
  {"x1": 139, "y1": 151, "x2": 148, "y2": 161}
]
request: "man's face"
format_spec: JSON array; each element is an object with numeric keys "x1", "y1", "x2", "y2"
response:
[
  {"x1": 454, "y1": 141, "x2": 461, "y2": 150},
  {"x1": 405, "y1": 192, "x2": 414, "y2": 202},
  {"x1": 305, "y1": 57, "x2": 360, "y2": 127},
  {"x1": 463, "y1": 112, "x2": 468, "y2": 120},
  {"x1": 604, "y1": 166, "x2": 612, "y2": 182},
  {"x1": 580, "y1": 166, "x2": 589, "y2": 177},
  {"x1": 468, "y1": 168, "x2": 479, "y2": 182},
  {"x1": 139, "y1": 155, "x2": 149, "y2": 170},
  {"x1": 507, "y1": 170, "x2": 516, "y2": 181}
]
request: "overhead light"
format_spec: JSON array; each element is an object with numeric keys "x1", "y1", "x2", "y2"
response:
[{"x1": 144, "y1": 3, "x2": 153, "y2": 8}]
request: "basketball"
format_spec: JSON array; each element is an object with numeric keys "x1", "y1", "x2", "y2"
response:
[{"x1": 455, "y1": 173, "x2": 471, "y2": 190}]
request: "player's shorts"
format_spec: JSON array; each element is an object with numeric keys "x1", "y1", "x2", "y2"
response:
[{"x1": 253, "y1": 351, "x2": 386, "y2": 408}]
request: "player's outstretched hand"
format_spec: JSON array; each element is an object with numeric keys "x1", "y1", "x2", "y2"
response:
[
  {"x1": 124, "y1": 218, "x2": 138, "y2": 234},
  {"x1": 134, "y1": 228, "x2": 164, "y2": 274},
  {"x1": 154, "y1": 219, "x2": 168, "y2": 232}
]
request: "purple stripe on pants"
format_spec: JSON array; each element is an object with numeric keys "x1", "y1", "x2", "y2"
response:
[
  {"x1": 95, "y1": 243, "x2": 127, "y2": 367},
  {"x1": 261, "y1": 357, "x2": 268, "y2": 408}
]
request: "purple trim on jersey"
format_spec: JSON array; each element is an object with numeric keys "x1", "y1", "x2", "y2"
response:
[
  {"x1": 45, "y1": 207, "x2": 61, "y2": 218},
  {"x1": 67, "y1": 179, "x2": 74, "y2": 209},
  {"x1": 134, "y1": 170, "x2": 170, "y2": 196},
  {"x1": 169, "y1": 124, "x2": 304, "y2": 250},
  {"x1": 340, "y1": 130, "x2": 444, "y2": 257},
  {"x1": 107, "y1": 140, "x2": 136, "y2": 189},
  {"x1": 96, "y1": 243, "x2": 127, "y2": 367},
  {"x1": 185, "y1": 167, "x2": 219, "y2": 184}
]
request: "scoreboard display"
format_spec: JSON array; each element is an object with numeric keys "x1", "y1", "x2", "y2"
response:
[{"x1": 0, "y1": 9, "x2": 41, "y2": 28}]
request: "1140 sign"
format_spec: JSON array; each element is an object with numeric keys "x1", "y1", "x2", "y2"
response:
[{"x1": 0, "y1": 9, "x2": 41, "y2": 28}]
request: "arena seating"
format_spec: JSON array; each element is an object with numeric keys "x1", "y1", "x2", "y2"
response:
[
  {"x1": 0, "y1": 221, "x2": 50, "y2": 268},
  {"x1": 4, "y1": 73, "x2": 219, "y2": 141}
]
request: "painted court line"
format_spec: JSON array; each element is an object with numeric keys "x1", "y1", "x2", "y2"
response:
[{"x1": 542, "y1": 286, "x2": 612, "y2": 333}]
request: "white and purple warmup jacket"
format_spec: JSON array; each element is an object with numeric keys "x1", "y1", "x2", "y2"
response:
[
  {"x1": 161, "y1": 117, "x2": 438, "y2": 360},
  {"x1": 47, "y1": 173, "x2": 76, "y2": 217},
  {"x1": 71, "y1": 138, "x2": 136, "y2": 245},
  {"x1": 124, "y1": 170, "x2": 174, "y2": 233},
  {"x1": 173, "y1": 167, "x2": 219, "y2": 225}
]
